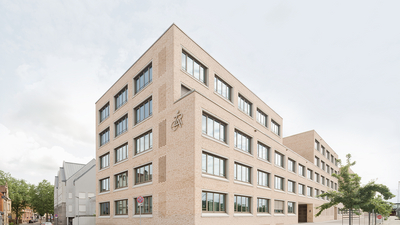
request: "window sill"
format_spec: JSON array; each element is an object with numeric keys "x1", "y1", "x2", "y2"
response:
[
  {"x1": 288, "y1": 214, "x2": 297, "y2": 216},
  {"x1": 201, "y1": 213, "x2": 229, "y2": 217},
  {"x1": 98, "y1": 141, "x2": 110, "y2": 150},
  {"x1": 257, "y1": 213, "x2": 271, "y2": 217},
  {"x1": 98, "y1": 191, "x2": 110, "y2": 195},
  {"x1": 274, "y1": 189, "x2": 285, "y2": 193},
  {"x1": 257, "y1": 186, "x2": 271, "y2": 191},
  {"x1": 234, "y1": 180, "x2": 253, "y2": 187},
  {"x1": 234, "y1": 148, "x2": 253, "y2": 157},
  {"x1": 233, "y1": 213, "x2": 253, "y2": 217},
  {"x1": 288, "y1": 192, "x2": 297, "y2": 196},
  {"x1": 114, "y1": 101, "x2": 128, "y2": 114},
  {"x1": 274, "y1": 214, "x2": 285, "y2": 216},
  {"x1": 98, "y1": 216, "x2": 110, "y2": 218},
  {"x1": 133, "y1": 81, "x2": 153, "y2": 98},
  {"x1": 114, "y1": 159, "x2": 128, "y2": 166},
  {"x1": 114, "y1": 129, "x2": 128, "y2": 140},
  {"x1": 133, "y1": 148, "x2": 153, "y2": 159},
  {"x1": 113, "y1": 187, "x2": 128, "y2": 193},
  {"x1": 238, "y1": 107, "x2": 254, "y2": 120},
  {"x1": 133, "y1": 214, "x2": 153, "y2": 218},
  {"x1": 98, "y1": 117, "x2": 109, "y2": 126},
  {"x1": 274, "y1": 164, "x2": 286, "y2": 171},
  {"x1": 202, "y1": 174, "x2": 229, "y2": 182},
  {"x1": 98, "y1": 167, "x2": 110, "y2": 172},
  {"x1": 256, "y1": 121, "x2": 268, "y2": 130},
  {"x1": 180, "y1": 68, "x2": 209, "y2": 89},
  {"x1": 133, "y1": 182, "x2": 153, "y2": 189},
  {"x1": 257, "y1": 157, "x2": 271, "y2": 164},
  {"x1": 213, "y1": 91, "x2": 234, "y2": 106},
  {"x1": 201, "y1": 134, "x2": 229, "y2": 148},
  {"x1": 133, "y1": 115, "x2": 153, "y2": 128},
  {"x1": 114, "y1": 215, "x2": 128, "y2": 218}
]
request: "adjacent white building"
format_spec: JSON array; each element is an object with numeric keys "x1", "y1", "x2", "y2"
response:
[{"x1": 54, "y1": 160, "x2": 96, "y2": 225}]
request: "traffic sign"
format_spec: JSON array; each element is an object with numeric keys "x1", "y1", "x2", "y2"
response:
[
  {"x1": 137, "y1": 196, "x2": 144, "y2": 203},
  {"x1": 377, "y1": 215, "x2": 382, "y2": 219}
]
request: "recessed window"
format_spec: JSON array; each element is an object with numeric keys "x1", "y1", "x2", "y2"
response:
[
  {"x1": 115, "y1": 86, "x2": 128, "y2": 110},
  {"x1": 326, "y1": 165, "x2": 330, "y2": 174},
  {"x1": 234, "y1": 130, "x2": 251, "y2": 153},
  {"x1": 321, "y1": 161, "x2": 325, "y2": 170},
  {"x1": 135, "y1": 98, "x2": 152, "y2": 124},
  {"x1": 135, "y1": 196, "x2": 152, "y2": 214},
  {"x1": 234, "y1": 195, "x2": 251, "y2": 213},
  {"x1": 274, "y1": 200, "x2": 284, "y2": 214},
  {"x1": 99, "y1": 178, "x2": 110, "y2": 192},
  {"x1": 288, "y1": 159, "x2": 296, "y2": 173},
  {"x1": 257, "y1": 142, "x2": 270, "y2": 162},
  {"x1": 256, "y1": 109, "x2": 268, "y2": 127},
  {"x1": 257, "y1": 170, "x2": 270, "y2": 187},
  {"x1": 307, "y1": 187, "x2": 313, "y2": 197},
  {"x1": 335, "y1": 183, "x2": 337, "y2": 190},
  {"x1": 181, "y1": 51, "x2": 207, "y2": 85},
  {"x1": 134, "y1": 130, "x2": 152, "y2": 155},
  {"x1": 315, "y1": 173, "x2": 320, "y2": 183},
  {"x1": 274, "y1": 152, "x2": 284, "y2": 168},
  {"x1": 326, "y1": 178, "x2": 329, "y2": 187},
  {"x1": 288, "y1": 202, "x2": 296, "y2": 214},
  {"x1": 115, "y1": 143, "x2": 128, "y2": 163},
  {"x1": 315, "y1": 189, "x2": 319, "y2": 198},
  {"x1": 298, "y1": 184, "x2": 305, "y2": 195},
  {"x1": 134, "y1": 63, "x2": 152, "y2": 94},
  {"x1": 326, "y1": 150, "x2": 330, "y2": 159},
  {"x1": 214, "y1": 76, "x2": 231, "y2": 101},
  {"x1": 202, "y1": 191, "x2": 225, "y2": 212},
  {"x1": 298, "y1": 164, "x2": 305, "y2": 176},
  {"x1": 202, "y1": 114, "x2": 226, "y2": 143},
  {"x1": 202, "y1": 152, "x2": 226, "y2": 177},
  {"x1": 99, "y1": 103, "x2": 109, "y2": 123},
  {"x1": 288, "y1": 180, "x2": 295, "y2": 193},
  {"x1": 99, "y1": 153, "x2": 109, "y2": 169},
  {"x1": 234, "y1": 163, "x2": 251, "y2": 183},
  {"x1": 135, "y1": 164, "x2": 152, "y2": 185},
  {"x1": 321, "y1": 176, "x2": 325, "y2": 185},
  {"x1": 321, "y1": 191, "x2": 325, "y2": 200},
  {"x1": 100, "y1": 202, "x2": 110, "y2": 216},
  {"x1": 271, "y1": 120, "x2": 280, "y2": 136},
  {"x1": 315, "y1": 140, "x2": 320, "y2": 151},
  {"x1": 115, "y1": 114, "x2": 128, "y2": 137},
  {"x1": 115, "y1": 199, "x2": 128, "y2": 215},
  {"x1": 115, "y1": 171, "x2": 128, "y2": 189},
  {"x1": 99, "y1": 128, "x2": 110, "y2": 147},
  {"x1": 307, "y1": 169, "x2": 313, "y2": 180},
  {"x1": 315, "y1": 156, "x2": 320, "y2": 167},
  {"x1": 331, "y1": 155, "x2": 334, "y2": 163},
  {"x1": 274, "y1": 176, "x2": 284, "y2": 191},
  {"x1": 321, "y1": 145, "x2": 325, "y2": 155},
  {"x1": 238, "y1": 94, "x2": 252, "y2": 116},
  {"x1": 331, "y1": 181, "x2": 334, "y2": 189},
  {"x1": 257, "y1": 198, "x2": 270, "y2": 213}
]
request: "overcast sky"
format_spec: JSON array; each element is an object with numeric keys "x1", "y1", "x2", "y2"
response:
[{"x1": 0, "y1": 0, "x2": 399, "y2": 202}]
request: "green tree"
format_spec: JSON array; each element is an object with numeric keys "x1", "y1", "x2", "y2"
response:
[
  {"x1": 316, "y1": 154, "x2": 394, "y2": 225},
  {"x1": 29, "y1": 180, "x2": 54, "y2": 222}
]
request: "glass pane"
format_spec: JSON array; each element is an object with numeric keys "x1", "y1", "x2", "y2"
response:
[
  {"x1": 220, "y1": 124, "x2": 225, "y2": 141},
  {"x1": 140, "y1": 136, "x2": 145, "y2": 152},
  {"x1": 187, "y1": 57, "x2": 193, "y2": 75},
  {"x1": 220, "y1": 159, "x2": 224, "y2": 176},
  {"x1": 181, "y1": 53, "x2": 186, "y2": 70},
  {"x1": 207, "y1": 118, "x2": 213, "y2": 137},
  {"x1": 149, "y1": 99, "x2": 152, "y2": 115},
  {"x1": 202, "y1": 153, "x2": 207, "y2": 173},
  {"x1": 149, "y1": 66, "x2": 152, "y2": 82},
  {"x1": 145, "y1": 134, "x2": 149, "y2": 150},
  {"x1": 207, "y1": 155, "x2": 213, "y2": 174},
  {"x1": 220, "y1": 195, "x2": 224, "y2": 211},
  {"x1": 144, "y1": 69, "x2": 149, "y2": 85},
  {"x1": 194, "y1": 61, "x2": 200, "y2": 79},
  {"x1": 202, "y1": 115, "x2": 207, "y2": 134},
  {"x1": 202, "y1": 192, "x2": 206, "y2": 211},
  {"x1": 200, "y1": 67, "x2": 205, "y2": 83},
  {"x1": 144, "y1": 102, "x2": 149, "y2": 118},
  {"x1": 214, "y1": 121, "x2": 220, "y2": 139},
  {"x1": 207, "y1": 193, "x2": 213, "y2": 211},
  {"x1": 149, "y1": 132, "x2": 153, "y2": 149},
  {"x1": 214, "y1": 193, "x2": 220, "y2": 211},
  {"x1": 237, "y1": 196, "x2": 242, "y2": 212},
  {"x1": 149, "y1": 164, "x2": 153, "y2": 180},
  {"x1": 214, "y1": 157, "x2": 219, "y2": 176}
]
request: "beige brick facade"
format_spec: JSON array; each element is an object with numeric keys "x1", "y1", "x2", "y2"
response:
[{"x1": 95, "y1": 24, "x2": 343, "y2": 225}]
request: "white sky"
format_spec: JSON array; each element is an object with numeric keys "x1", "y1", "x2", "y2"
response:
[{"x1": 0, "y1": 1, "x2": 399, "y2": 202}]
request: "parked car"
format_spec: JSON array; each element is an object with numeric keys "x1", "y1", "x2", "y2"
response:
[{"x1": 41, "y1": 222, "x2": 53, "y2": 225}]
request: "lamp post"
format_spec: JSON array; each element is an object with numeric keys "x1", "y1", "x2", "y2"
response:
[{"x1": 75, "y1": 196, "x2": 80, "y2": 225}]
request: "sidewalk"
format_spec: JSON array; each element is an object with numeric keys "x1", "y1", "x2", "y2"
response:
[{"x1": 290, "y1": 216, "x2": 400, "y2": 225}]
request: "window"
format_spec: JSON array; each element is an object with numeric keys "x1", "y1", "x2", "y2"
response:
[
  {"x1": 202, "y1": 191, "x2": 226, "y2": 212},
  {"x1": 135, "y1": 131, "x2": 152, "y2": 155},
  {"x1": 331, "y1": 155, "x2": 334, "y2": 163},
  {"x1": 274, "y1": 176, "x2": 284, "y2": 191},
  {"x1": 331, "y1": 181, "x2": 334, "y2": 188},
  {"x1": 135, "y1": 164, "x2": 152, "y2": 185},
  {"x1": 115, "y1": 199, "x2": 128, "y2": 215},
  {"x1": 307, "y1": 169, "x2": 313, "y2": 180},
  {"x1": 135, "y1": 196, "x2": 152, "y2": 214},
  {"x1": 326, "y1": 178, "x2": 330, "y2": 187},
  {"x1": 274, "y1": 200, "x2": 284, "y2": 214},
  {"x1": 115, "y1": 171, "x2": 128, "y2": 189},
  {"x1": 321, "y1": 176, "x2": 325, "y2": 185},
  {"x1": 315, "y1": 173, "x2": 320, "y2": 183},
  {"x1": 202, "y1": 114, "x2": 226, "y2": 142},
  {"x1": 271, "y1": 120, "x2": 280, "y2": 136},
  {"x1": 321, "y1": 145, "x2": 325, "y2": 155},
  {"x1": 298, "y1": 184, "x2": 305, "y2": 195},
  {"x1": 257, "y1": 198, "x2": 270, "y2": 213},
  {"x1": 234, "y1": 195, "x2": 251, "y2": 213},
  {"x1": 181, "y1": 51, "x2": 206, "y2": 84},
  {"x1": 315, "y1": 189, "x2": 319, "y2": 198},
  {"x1": 288, "y1": 159, "x2": 296, "y2": 173},
  {"x1": 275, "y1": 152, "x2": 284, "y2": 168},
  {"x1": 115, "y1": 86, "x2": 128, "y2": 110},
  {"x1": 298, "y1": 164, "x2": 305, "y2": 176},
  {"x1": 115, "y1": 114, "x2": 128, "y2": 137},
  {"x1": 234, "y1": 130, "x2": 251, "y2": 153},
  {"x1": 134, "y1": 63, "x2": 152, "y2": 94},
  {"x1": 326, "y1": 151, "x2": 330, "y2": 160},
  {"x1": 321, "y1": 161, "x2": 325, "y2": 170},
  {"x1": 100, "y1": 202, "x2": 110, "y2": 216},
  {"x1": 256, "y1": 109, "x2": 268, "y2": 127},
  {"x1": 100, "y1": 153, "x2": 109, "y2": 169},
  {"x1": 335, "y1": 183, "x2": 337, "y2": 190},
  {"x1": 238, "y1": 94, "x2": 252, "y2": 116},
  {"x1": 321, "y1": 191, "x2": 325, "y2": 200},
  {"x1": 214, "y1": 76, "x2": 231, "y2": 101},
  {"x1": 326, "y1": 165, "x2": 330, "y2": 174},
  {"x1": 331, "y1": 168, "x2": 334, "y2": 175},
  {"x1": 315, "y1": 156, "x2": 320, "y2": 167},
  {"x1": 257, "y1": 170, "x2": 270, "y2": 187},
  {"x1": 99, "y1": 103, "x2": 109, "y2": 123},
  {"x1": 315, "y1": 140, "x2": 320, "y2": 151},
  {"x1": 202, "y1": 152, "x2": 226, "y2": 177},
  {"x1": 257, "y1": 142, "x2": 270, "y2": 161},
  {"x1": 99, "y1": 128, "x2": 110, "y2": 147},
  {"x1": 288, "y1": 180, "x2": 295, "y2": 193},
  {"x1": 307, "y1": 187, "x2": 313, "y2": 197},
  {"x1": 135, "y1": 98, "x2": 152, "y2": 124},
  {"x1": 288, "y1": 202, "x2": 296, "y2": 214},
  {"x1": 115, "y1": 143, "x2": 128, "y2": 163},
  {"x1": 100, "y1": 178, "x2": 109, "y2": 192},
  {"x1": 234, "y1": 163, "x2": 251, "y2": 183},
  {"x1": 335, "y1": 159, "x2": 338, "y2": 166}
]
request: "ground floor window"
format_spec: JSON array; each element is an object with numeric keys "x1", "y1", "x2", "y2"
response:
[
  {"x1": 202, "y1": 191, "x2": 226, "y2": 212},
  {"x1": 135, "y1": 196, "x2": 152, "y2": 214},
  {"x1": 100, "y1": 202, "x2": 110, "y2": 216},
  {"x1": 115, "y1": 199, "x2": 128, "y2": 215},
  {"x1": 234, "y1": 195, "x2": 251, "y2": 213},
  {"x1": 288, "y1": 201, "x2": 296, "y2": 214},
  {"x1": 257, "y1": 198, "x2": 270, "y2": 213},
  {"x1": 274, "y1": 200, "x2": 284, "y2": 214}
]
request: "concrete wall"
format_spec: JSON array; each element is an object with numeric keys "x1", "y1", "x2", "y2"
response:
[{"x1": 72, "y1": 216, "x2": 95, "y2": 225}]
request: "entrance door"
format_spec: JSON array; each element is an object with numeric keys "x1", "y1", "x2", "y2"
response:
[{"x1": 298, "y1": 204, "x2": 308, "y2": 223}]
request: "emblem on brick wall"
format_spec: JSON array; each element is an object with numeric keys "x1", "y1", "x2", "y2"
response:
[{"x1": 171, "y1": 110, "x2": 183, "y2": 131}]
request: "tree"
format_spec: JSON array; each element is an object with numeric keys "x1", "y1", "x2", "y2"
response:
[
  {"x1": 2, "y1": 176, "x2": 30, "y2": 225},
  {"x1": 29, "y1": 180, "x2": 54, "y2": 222},
  {"x1": 316, "y1": 154, "x2": 394, "y2": 225}
]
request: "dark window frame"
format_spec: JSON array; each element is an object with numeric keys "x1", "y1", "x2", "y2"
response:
[
  {"x1": 134, "y1": 63, "x2": 153, "y2": 94},
  {"x1": 114, "y1": 86, "x2": 128, "y2": 111}
]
